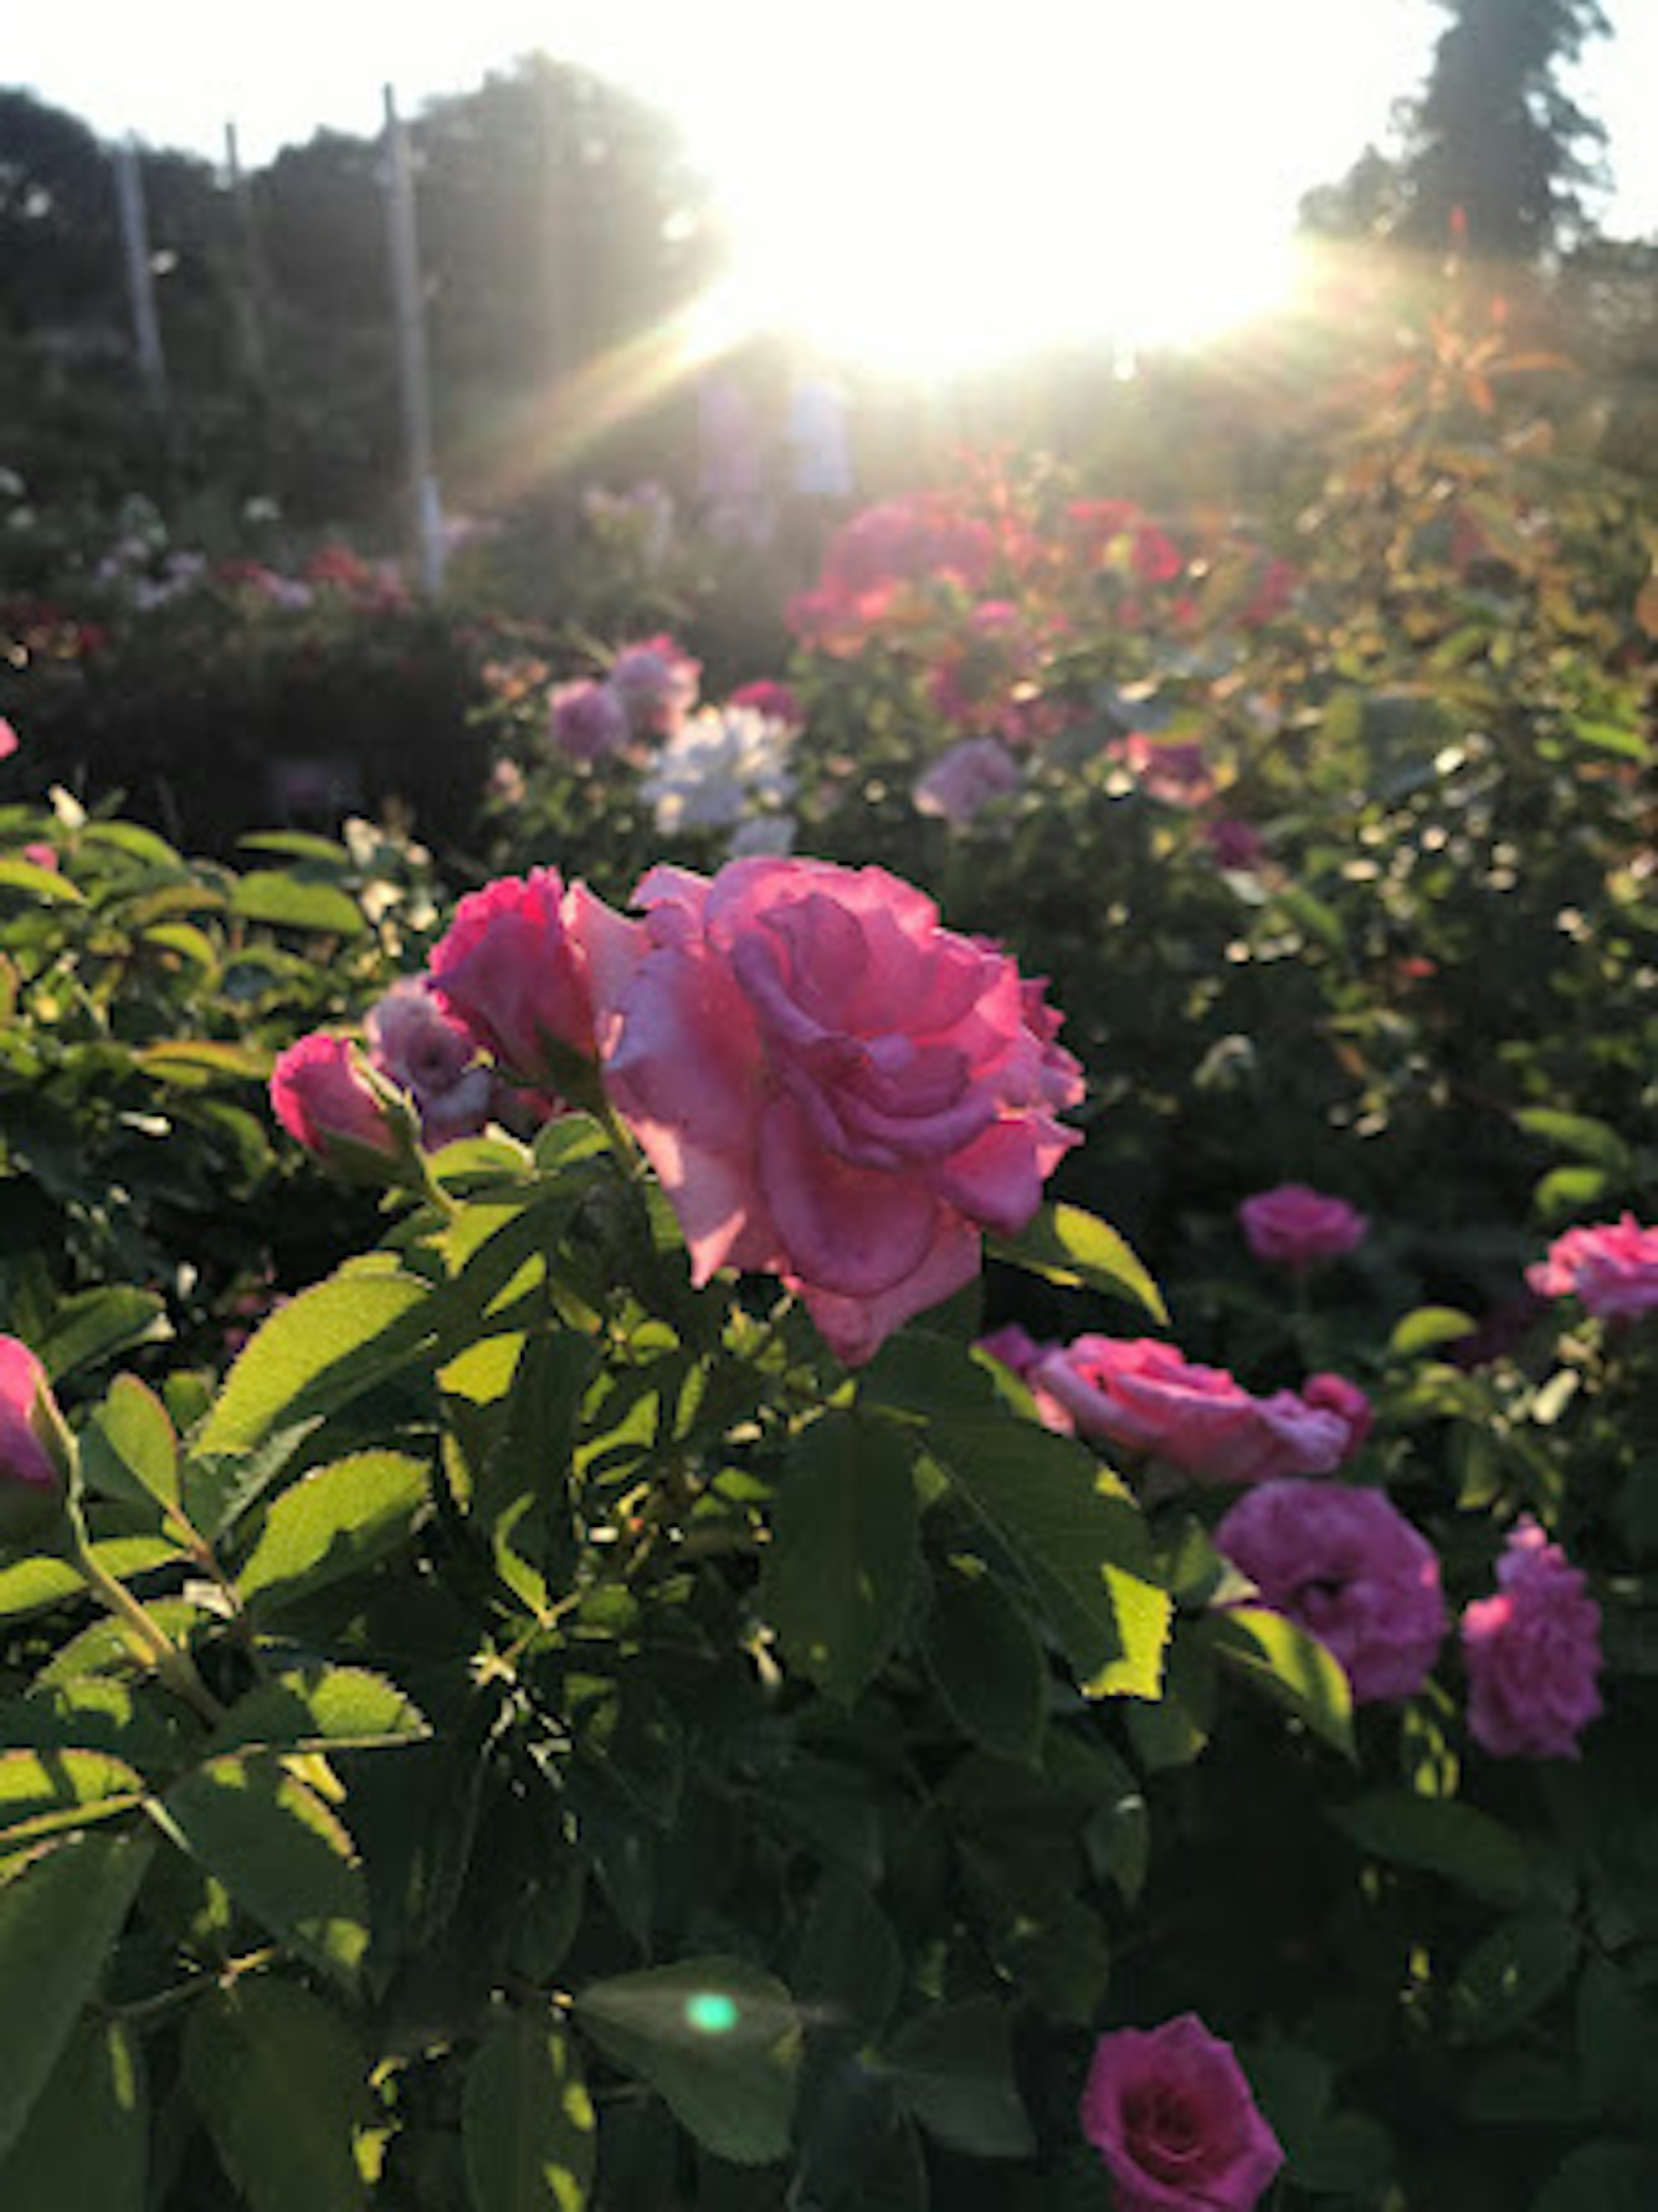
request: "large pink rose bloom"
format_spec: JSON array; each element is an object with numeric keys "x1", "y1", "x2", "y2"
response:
[
  {"x1": 1526, "y1": 1213, "x2": 1658, "y2": 1321},
  {"x1": 0, "y1": 1337, "x2": 70, "y2": 1544},
  {"x1": 1080, "y1": 2014, "x2": 1284, "y2": 2212},
  {"x1": 428, "y1": 869, "x2": 639, "y2": 1089},
  {"x1": 1215, "y1": 1481, "x2": 1448, "y2": 1704},
  {"x1": 1462, "y1": 1519, "x2": 1602, "y2": 1759},
  {"x1": 1034, "y1": 1338, "x2": 1352, "y2": 1485},
  {"x1": 1239, "y1": 1184, "x2": 1368, "y2": 1271},
  {"x1": 595, "y1": 857, "x2": 1082, "y2": 1365},
  {"x1": 270, "y1": 1033, "x2": 402, "y2": 1162}
]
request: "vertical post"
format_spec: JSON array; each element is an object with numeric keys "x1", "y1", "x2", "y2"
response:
[
  {"x1": 112, "y1": 138, "x2": 168, "y2": 415},
  {"x1": 224, "y1": 123, "x2": 270, "y2": 392},
  {"x1": 382, "y1": 85, "x2": 445, "y2": 596}
]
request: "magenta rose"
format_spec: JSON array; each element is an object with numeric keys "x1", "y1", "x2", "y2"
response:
[
  {"x1": 1215, "y1": 1481, "x2": 1448, "y2": 1703},
  {"x1": 1462, "y1": 1519, "x2": 1602, "y2": 1758},
  {"x1": 595, "y1": 857, "x2": 1082, "y2": 1365},
  {"x1": 1238, "y1": 1184, "x2": 1368, "y2": 1271},
  {"x1": 548, "y1": 678, "x2": 629, "y2": 763},
  {"x1": 1033, "y1": 1338, "x2": 1351, "y2": 1485},
  {"x1": 913, "y1": 736, "x2": 1023, "y2": 825},
  {"x1": 0, "y1": 1337, "x2": 71, "y2": 1545},
  {"x1": 427, "y1": 868, "x2": 640, "y2": 1090},
  {"x1": 976, "y1": 1324, "x2": 1074, "y2": 1433},
  {"x1": 1301, "y1": 1372, "x2": 1374, "y2": 1460},
  {"x1": 270, "y1": 1033, "x2": 405, "y2": 1167},
  {"x1": 1080, "y1": 2013, "x2": 1283, "y2": 2212},
  {"x1": 1526, "y1": 1213, "x2": 1658, "y2": 1322},
  {"x1": 366, "y1": 978, "x2": 495, "y2": 1148}
]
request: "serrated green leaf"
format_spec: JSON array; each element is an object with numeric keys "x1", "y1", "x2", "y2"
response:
[
  {"x1": 759, "y1": 1413, "x2": 920, "y2": 1705},
  {"x1": 235, "y1": 1450, "x2": 429, "y2": 1613},
  {"x1": 464, "y1": 2011, "x2": 595, "y2": 2212},
  {"x1": 575, "y1": 1956, "x2": 800, "y2": 2166},
  {"x1": 924, "y1": 1414, "x2": 1170, "y2": 1699},
  {"x1": 184, "y1": 1977, "x2": 369, "y2": 2212},
  {"x1": 879, "y1": 1997, "x2": 1034, "y2": 2158},
  {"x1": 0, "y1": 1538, "x2": 176, "y2": 1626},
  {"x1": 0, "y1": 1748, "x2": 148, "y2": 1842},
  {"x1": 162, "y1": 1754, "x2": 370, "y2": 1984},
  {"x1": 231, "y1": 872, "x2": 365, "y2": 935},
  {"x1": 991, "y1": 1203, "x2": 1167, "y2": 1323},
  {"x1": 0, "y1": 2015, "x2": 146, "y2": 2211},
  {"x1": 921, "y1": 1563, "x2": 1047, "y2": 1766},
  {"x1": 198, "y1": 1270, "x2": 432, "y2": 1456},
  {"x1": 0, "y1": 1829, "x2": 152, "y2": 2161},
  {"x1": 208, "y1": 1665, "x2": 429, "y2": 1756},
  {"x1": 80, "y1": 1375, "x2": 180, "y2": 1517},
  {"x1": 35, "y1": 1288, "x2": 171, "y2": 1383},
  {"x1": 1204, "y1": 1605, "x2": 1355, "y2": 1757}
]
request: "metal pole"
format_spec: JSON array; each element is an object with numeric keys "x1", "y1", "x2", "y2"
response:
[
  {"x1": 112, "y1": 138, "x2": 168, "y2": 415},
  {"x1": 382, "y1": 85, "x2": 445, "y2": 595}
]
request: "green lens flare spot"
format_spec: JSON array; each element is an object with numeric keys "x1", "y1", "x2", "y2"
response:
[{"x1": 684, "y1": 1992, "x2": 739, "y2": 2035}]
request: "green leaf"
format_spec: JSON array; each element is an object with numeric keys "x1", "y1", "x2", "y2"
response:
[
  {"x1": 0, "y1": 856, "x2": 84, "y2": 903},
  {"x1": 793, "y1": 1873, "x2": 903, "y2": 2042},
  {"x1": 231, "y1": 872, "x2": 365, "y2": 936},
  {"x1": 0, "y1": 1747, "x2": 148, "y2": 1845},
  {"x1": 0, "y1": 1538, "x2": 175, "y2": 1626},
  {"x1": 35, "y1": 1288, "x2": 171, "y2": 1383},
  {"x1": 1203, "y1": 1606, "x2": 1355, "y2": 1757},
  {"x1": 924, "y1": 1414, "x2": 1170, "y2": 1699},
  {"x1": 759, "y1": 1413, "x2": 921, "y2": 1705},
  {"x1": 464, "y1": 2011, "x2": 596, "y2": 2212},
  {"x1": 990, "y1": 1203, "x2": 1167, "y2": 1323},
  {"x1": 80, "y1": 1375, "x2": 180, "y2": 1517},
  {"x1": 1532, "y1": 2141, "x2": 1657, "y2": 2212},
  {"x1": 136, "y1": 1039, "x2": 271, "y2": 1086},
  {"x1": 1570, "y1": 717, "x2": 1648, "y2": 763},
  {"x1": 1331, "y1": 1792, "x2": 1535, "y2": 1906},
  {"x1": 575, "y1": 1956, "x2": 800, "y2": 2166},
  {"x1": 0, "y1": 1829, "x2": 152, "y2": 2162},
  {"x1": 879, "y1": 1997, "x2": 1034, "y2": 2158},
  {"x1": 161, "y1": 1754, "x2": 370, "y2": 1985},
  {"x1": 475, "y1": 1331, "x2": 595, "y2": 1613},
  {"x1": 239, "y1": 831, "x2": 352, "y2": 862},
  {"x1": 0, "y1": 2016, "x2": 147, "y2": 2211},
  {"x1": 1536, "y1": 1165, "x2": 1611, "y2": 1225},
  {"x1": 184, "y1": 1977, "x2": 369, "y2": 2212},
  {"x1": 234, "y1": 1449, "x2": 429, "y2": 1615},
  {"x1": 1389, "y1": 1306, "x2": 1478, "y2": 1358},
  {"x1": 921, "y1": 1563, "x2": 1047, "y2": 1766},
  {"x1": 1515, "y1": 1108, "x2": 1633, "y2": 1175},
  {"x1": 1451, "y1": 1913, "x2": 1580, "y2": 2045},
  {"x1": 198, "y1": 1269, "x2": 432, "y2": 1456},
  {"x1": 208, "y1": 1665, "x2": 430, "y2": 1756}
]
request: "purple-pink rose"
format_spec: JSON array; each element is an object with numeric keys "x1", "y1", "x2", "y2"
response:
[
  {"x1": 1079, "y1": 2013, "x2": 1284, "y2": 2212},
  {"x1": 365, "y1": 978, "x2": 495, "y2": 1148},
  {"x1": 1301, "y1": 1372, "x2": 1374, "y2": 1459},
  {"x1": 913, "y1": 737, "x2": 1023, "y2": 825},
  {"x1": 608, "y1": 635, "x2": 700, "y2": 738},
  {"x1": 1204, "y1": 817, "x2": 1266, "y2": 872},
  {"x1": 1526, "y1": 1213, "x2": 1658, "y2": 1322},
  {"x1": 1238, "y1": 1184, "x2": 1368, "y2": 1271},
  {"x1": 1032, "y1": 1337, "x2": 1352, "y2": 1485},
  {"x1": 976, "y1": 1323, "x2": 1074, "y2": 1432},
  {"x1": 548, "y1": 679, "x2": 629, "y2": 763},
  {"x1": 270, "y1": 1032, "x2": 405, "y2": 1166},
  {"x1": 427, "y1": 868, "x2": 639, "y2": 1089},
  {"x1": 594, "y1": 856, "x2": 1082, "y2": 1366},
  {"x1": 1462, "y1": 1518, "x2": 1602, "y2": 1758},
  {"x1": 1215, "y1": 1481, "x2": 1448, "y2": 1703},
  {"x1": 0, "y1": 1336, "x2": 71, "y2": 1545}
]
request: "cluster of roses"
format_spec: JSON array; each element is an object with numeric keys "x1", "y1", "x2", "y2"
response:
[
  {"x1": 272, "y1": 853, "x2": 1085, "y2": 1368},
  {"x1": 984, "y1": 1179, "x2": 1605, "y2": 1760}
]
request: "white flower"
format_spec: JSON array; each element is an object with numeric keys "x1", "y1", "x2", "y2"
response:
[{"x1": 641, "y1": 705, "x2": 797, "y2": 850}]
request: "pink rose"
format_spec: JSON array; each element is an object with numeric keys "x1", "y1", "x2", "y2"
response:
[
  {"x1": 1301, "y1": 1372, "x2": 1373, "y2": 1459},
  {"x1": 1080, "y1": 2013, "x2": 1283, "y2": 2212},
  {"x1": 1113, "y1": 734, "x2": 1215, "y2": 807},
  {"x1": 1033, "y1": 1338, "x2": 1351, "y2": 1485},
  {"x1": 366, "y1": 978, "x2": 495, "y2": 1148},
  {"x1": 609, "y1": 635, "x2": 700, "y2": 737},
  {"x1": 913, "y1": 737, "x2": 1022, "y2": 825},
  {"x1": 1204, "y1": 818, "x2": 1266, "y2": 872},
  {"x1": 1526, "y1": 1214, "x2": 1658, "y2": 1321},
  {"x1": 0, "y1": 717, "x2": 17, "y2": 761},
  {"x1": 1462, "y1": 1518, "x2": 1602, "y2": 1758},
  {"x1": 595, "y1": 857, "x2": 1082, "y2": 1365},
  {"x1": 0, "y1": 1337, "x2": 71, "y2": 1544},
  {"x1": 1238, "y1": 1185, "x2": 1368, "y2": 1271},
  {"x1": 730, "y1": 679, "x2": 804, "y2": 731},
  {"x1": 548, "y1": 679, "x2": 630, "y2": 762},
  {"x1": 1215, "y1": 1481, "x2": 1448, "y2": 1703},
  {"x1": 269, "y1": 1033, "x2": 405, "y2": 1166},
  {"x1": 427, "y1": 869, "x2": 639, "y2": 1089},
  {"x1": 976, "y1": 1324, "x2": 1074, "y2": 1433},
  {"x1": 21, "y1": 842, "x2": 58, "y2": 872}
]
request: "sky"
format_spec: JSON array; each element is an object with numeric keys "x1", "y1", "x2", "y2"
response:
[{"x1": 7, "y1": 1, "x2": 1656, "y2": 367}]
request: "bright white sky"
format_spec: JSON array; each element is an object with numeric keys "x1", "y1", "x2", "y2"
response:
[{"x1": 8, "y1": 0, "x2": 1656, "y2": 367}]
